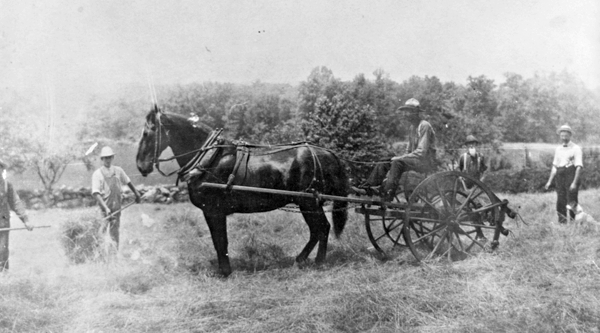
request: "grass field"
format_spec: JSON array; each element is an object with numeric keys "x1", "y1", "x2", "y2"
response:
[{"x1": 1, "y1": 190, "x2": 599, "y2": 332}]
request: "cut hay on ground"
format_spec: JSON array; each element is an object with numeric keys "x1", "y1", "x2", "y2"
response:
[{"x1": 59, "y1": 208, "x2": 113, "y2": 263}]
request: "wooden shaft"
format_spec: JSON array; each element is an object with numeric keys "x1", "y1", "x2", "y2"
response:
[
  {"x1": 0, "y1": 225, "x2": 52, "y2": 232},
  {"x1": 199, "y1": 182, "x2": 408, "y2": 209}
]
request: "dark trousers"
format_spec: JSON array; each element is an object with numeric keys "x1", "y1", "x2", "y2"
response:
[
  {"x1": 555, "y1": 166, "x2": 578, "y2": 223},
  {"x1": 0, "y1": 231, "x2": 9, "y2": 271},
  {"x1": 364, "y1": 160, "x2": 409, "y2": 194}
]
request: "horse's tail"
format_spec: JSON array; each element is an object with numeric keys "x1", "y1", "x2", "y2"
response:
[
  {"x1": 332, "y1": 200, "x2": 348, "y2": 238},
  {"x1": 332, "y1": 157, "x2": 349, "y2": 238}
]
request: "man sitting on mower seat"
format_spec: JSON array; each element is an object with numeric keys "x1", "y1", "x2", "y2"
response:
[{"x1": 353, "y1": 98, "x2": 437, "y2": 202}]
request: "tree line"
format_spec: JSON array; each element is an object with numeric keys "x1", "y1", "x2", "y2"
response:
[
  {"x1": 80, "y1": 67, "x2": 600, "y2": 166},
  {"x1": 2, "y1": 67, "x2": 599, "y2": 192}
]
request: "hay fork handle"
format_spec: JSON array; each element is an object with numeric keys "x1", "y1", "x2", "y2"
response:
[
  {"x1": 102, "y1": 202, "x2": 136, "y2": 221},
  {"x1": 0, "y1": 225, "x2": 52, "y2": 232}
]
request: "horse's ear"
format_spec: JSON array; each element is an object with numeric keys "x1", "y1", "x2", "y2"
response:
[{"x1": 152, "y1": 104, "x2": 161, "y2": 114}]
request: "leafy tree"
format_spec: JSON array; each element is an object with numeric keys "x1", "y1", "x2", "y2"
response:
[
  {"x1": 1, "y1": 90, "x2": 94, "y2": 194},
  {"x1": 496, "y1": 73, "x2": 531, "y2": 142},
  {"x1": 299, "y1": 69, "x2": 390, "y2": 182},
  {"x1": 441, "y1": 76, "x2": 503, "y2": 166},
  {"x1": 298, "y1": 66, "x2": 341, "y2": 121},
  {"x1": 27, "y1": 141, "x2": 93, "y2": 194}
]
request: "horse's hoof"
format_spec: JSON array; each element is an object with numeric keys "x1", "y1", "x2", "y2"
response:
[
  {"x1": 490, "y1": 240, "x2": 500, "y2": 250},
  {"x1": 214, "y1": 268, "x2": 232, "y2": 278}
]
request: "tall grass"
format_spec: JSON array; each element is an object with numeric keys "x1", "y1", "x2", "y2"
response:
[{"x1": 1, "y1": 191, "x2": 599, "y2": 332}]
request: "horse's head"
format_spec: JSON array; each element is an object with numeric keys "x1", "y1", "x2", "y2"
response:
[
  {"x1": 136, "y1": 105, "x2": 169, "y2": 176},
  {"x1": 136, "y1": 104, "x2": 214, "y2": 177}
]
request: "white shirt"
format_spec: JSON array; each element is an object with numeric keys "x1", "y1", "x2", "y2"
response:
[
  {"x1": 91, "y1": 166, "x2": 131, "y2": 199},
  {"x1": 552, "y1": 141, "x2": 583, "y2": 168}
]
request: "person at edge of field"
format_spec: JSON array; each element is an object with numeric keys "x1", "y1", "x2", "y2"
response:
[
  {"x1": 458, "y1": 135, "x2": 488, "y2": 183},
  {"x1": 544, "y1": 124, "x2": 583, "y2": 224},
  {"x1": 91, "y1": 147, "x2": 141, "y2": 248},
  {"x1": 352, "y1": 98, "x2": 437, "y2": 202},
  {"x1": 0, "y1": 160, "x2": 32, "y2": 271}
]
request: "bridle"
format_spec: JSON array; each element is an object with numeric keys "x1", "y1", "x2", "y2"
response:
[
  {"x1": 147, "y1": 111, "x2": 218, "y2": 179},
  {"x1": 147, "y1": 111, "x2": 177, "y2": 177}
]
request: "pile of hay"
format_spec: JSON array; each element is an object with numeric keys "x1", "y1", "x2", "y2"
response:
[{"x1": 59, "y1": 208, "x2": 112, "y2": 264}]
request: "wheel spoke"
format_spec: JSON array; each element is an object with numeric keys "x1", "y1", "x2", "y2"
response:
[
  {"x1": 455, "y1": 232, "x2": 465, "y2": 252},
  {"x1": 425, "y1": 229, "x2": 448, "y2": 260},
  {"x1": 416, "y1": 193, "x2": 443, "y2": 216},
  {"x1": 392, "y1": 226, "x2": 404, "y2": 248},
  {"x1": 451, "y1": 176, "x2": 459, "y2": 210},
  {"x1": 412, "y1": 225, "x2": 446, "y2": 246},
  {"x1": 462, "y1": 229, "x2": 487, "y2": 251},
  {"x1": 456, "y1": 186, "x2": 485, "y2": 214},
  {"x1": 459, "y1": 222, "x2": 496, "y2": 230},
  {"x1": 372, "y1": 231, "x2": 387, "y2": 243},
  {"x1": 434, "y1": 180, "x2": 450, "y2": 213},
  {"x1": 407, "y1": 216, "x2": 446, "y2": 224},
  {"x1": 444, "y1": 232, "x2": 454, "y2": 261},
  {"x1": 383, "y1": 219, "x2": 403, "y2": 233},
  {"x1": 371, "y1": 220, "x2": 402, "y2": 243}
]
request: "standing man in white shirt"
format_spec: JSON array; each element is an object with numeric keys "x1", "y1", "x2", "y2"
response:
[
  {"x1": 92, "y1": 147, "x2": 141, "y2": 248},
  {"x1": 544, "y1": 125, "x2": 583, "y2": 224}
]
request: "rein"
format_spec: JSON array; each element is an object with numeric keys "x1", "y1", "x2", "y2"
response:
[
  {"x1": 152, "y1": 113, "x2": 180, "y2": 177},
  {"x1": 149, "y1": 112, "x2": 386, "y2": 188}
]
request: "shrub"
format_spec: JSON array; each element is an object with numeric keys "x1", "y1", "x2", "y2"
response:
[
  {"x1": 581, "y1": 148, "x2": 600, "y2": 190},
  {"x1": 485, "y1": 168, "x2": 550, "y2": 194},
  {"x1": 487, "y1": 153, "x2": 513, "y2": 171}
]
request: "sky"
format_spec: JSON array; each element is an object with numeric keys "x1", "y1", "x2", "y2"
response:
[{"x1": 1, "y1": 0, "x2": 599, "y2": 116}]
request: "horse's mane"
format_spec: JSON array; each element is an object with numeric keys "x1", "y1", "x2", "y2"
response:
[{"x1": 147, "y1": 110, "x2": 214, "y2": 136}]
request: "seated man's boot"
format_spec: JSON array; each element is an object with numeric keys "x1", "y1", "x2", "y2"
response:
[
  {"x1": 381, "y1": 186, "x2": 397, "y2": 202},
  {"x1": 350, "y1": 186, "x2": 367, "y2": 196}
]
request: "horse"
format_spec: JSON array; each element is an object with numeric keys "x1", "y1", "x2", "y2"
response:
[{"x1": 136, "y1": 106, "x2": 349, "y2": 277}]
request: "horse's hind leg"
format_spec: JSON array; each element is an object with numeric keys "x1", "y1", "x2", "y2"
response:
[
  {"x1": 297, "y1": 202, "x2": 330, "y2": 265},
  {"x1": 204, "y1": 213, "x2": 232, "y2": 277}
]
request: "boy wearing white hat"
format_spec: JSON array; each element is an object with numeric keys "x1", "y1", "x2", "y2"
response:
[
  {"x1": 92, "y1": 147, "x2": 141, "y2": 247},
  {"x1": 544, "y1": 125, "x2": 583, "y2": 224}
]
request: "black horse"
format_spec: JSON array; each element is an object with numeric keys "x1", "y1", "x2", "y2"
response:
[{"x1": 136, "y1": 106, "x2": 349, "y2": 277}]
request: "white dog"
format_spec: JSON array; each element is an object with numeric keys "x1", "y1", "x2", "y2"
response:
[{"x1": 567, "y1": 203, "x2": 599, "y2": 232}]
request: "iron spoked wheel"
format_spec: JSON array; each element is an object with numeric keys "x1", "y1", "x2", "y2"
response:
[
  {"x1": 404, "y1": 171, "x2": 503, "y2": 262},
  {"x1": 363, "y1": 194, "x2": 407, "y2": 258}
]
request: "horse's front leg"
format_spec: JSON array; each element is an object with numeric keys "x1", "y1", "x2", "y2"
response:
[{"x1": 203, "y1": 213, "x2": 231, "y2": 277}]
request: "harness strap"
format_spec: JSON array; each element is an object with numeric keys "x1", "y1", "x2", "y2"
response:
[
  {"x1": 226, "y1": 146, "x2": 250, "y2": 191},
  {"x1": 177, "y1": 129, "x2": 223, "y2": 182}
]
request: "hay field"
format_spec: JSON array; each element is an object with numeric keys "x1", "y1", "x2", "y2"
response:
[{"x1": 1, "y1": 190, "x2": 599, "y2": 332}]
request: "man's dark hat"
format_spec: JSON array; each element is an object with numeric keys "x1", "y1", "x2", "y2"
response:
[{"x1": 465, "y1": 135, "x2": 479, "y2": 144}]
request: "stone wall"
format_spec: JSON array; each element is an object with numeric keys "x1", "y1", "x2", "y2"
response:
[{"x1": 16, "y1": 185, "x2": 190, "y2": 210}]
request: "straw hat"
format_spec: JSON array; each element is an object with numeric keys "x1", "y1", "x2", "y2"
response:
[
  {"x1": 100, "y1": 146, "x2": 115, "y2": 158},
  {"x1": 556, "y1": 124, "x2": 573, "y2": 135}
]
